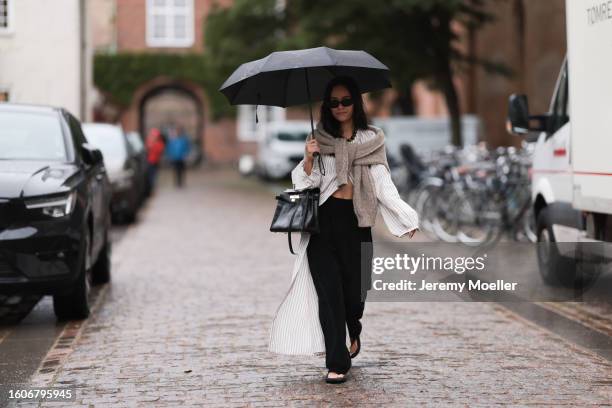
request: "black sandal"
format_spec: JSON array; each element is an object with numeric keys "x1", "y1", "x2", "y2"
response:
[
  {"x1": 325, "y1": 370, "x2": 348, "y2": 384},
  {"x1": 350, "y1": 335, "x2": 361, "y2": 359}
]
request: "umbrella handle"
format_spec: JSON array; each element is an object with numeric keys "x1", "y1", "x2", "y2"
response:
[
  {"x1": 308, "y1": 131, "x2": 320, "y2": 157},
  {"x1": 307, "y1": 133, "x2": 324, "y2": 175},
  {"x1": 304, "y1": 68, "x2": 324, "y2": 173},
  {"x1": 308, "y1": 133, "x2": 320, "y2": 158}
]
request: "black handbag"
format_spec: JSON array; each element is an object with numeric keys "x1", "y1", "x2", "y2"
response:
[{"x1": 270, "y1": 186, "x2": 321, "y2": 255}]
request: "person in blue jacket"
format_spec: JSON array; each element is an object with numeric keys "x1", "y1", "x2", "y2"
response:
[{"x1": 166, "y1": 125, "x2": 191, "y2": 187}]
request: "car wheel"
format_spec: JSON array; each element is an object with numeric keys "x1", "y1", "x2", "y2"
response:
[
  {"x1": 123, "y1": 208, "x2": 136, "y2": 223},
  {"x1": 536, "y1": 207, "x2": 600, "y2": 288},
  {"x1": 257, "y1": 165, "x2": 271, "y2": 181},
  {"x1": 91, "y1": 230, "x2": 112, "y2": 285},
  {"x1": 53, "y1": 226, "x2": 91, "y2": 320}
]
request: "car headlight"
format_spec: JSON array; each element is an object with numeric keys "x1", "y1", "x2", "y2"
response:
[{"x1": 25, "y1": 191, "x2": 77, "y2": 218}]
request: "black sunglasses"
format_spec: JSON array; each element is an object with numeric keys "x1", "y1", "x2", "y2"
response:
[{"x1": 327, "y1": 97, "x2": 353, "y2": 108}]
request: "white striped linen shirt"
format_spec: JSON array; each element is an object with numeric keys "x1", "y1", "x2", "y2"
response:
[{"x1": 268, "y1": 126, "x2": 419, "y2": 355}]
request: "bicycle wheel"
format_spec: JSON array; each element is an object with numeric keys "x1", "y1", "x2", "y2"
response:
[
  {"x1": 455, "y1": 189, "x2": 501, "y2": 246},
  {"x1": 431, "y1": 184, "x2": 460, "y2": 243},
  {"x1": 410, "y1": 178, "x2": 443, "y2": 240}
]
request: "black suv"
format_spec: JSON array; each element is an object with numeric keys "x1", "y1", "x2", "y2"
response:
[{"x1": 0, "y1": 103, "x2": 112, "y2": 320}]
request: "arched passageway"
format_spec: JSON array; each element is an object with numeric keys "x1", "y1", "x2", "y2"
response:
[{"x1": 139, "y1": 85, "x2": 204, "y2": 166}]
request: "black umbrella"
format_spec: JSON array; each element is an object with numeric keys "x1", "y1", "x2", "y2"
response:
[{"x1": 219, "y1": 46, "x2": 392, "y2": 144}]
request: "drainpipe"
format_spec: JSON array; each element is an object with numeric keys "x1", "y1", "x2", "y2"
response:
[{"x1": 79, "y1": 0, "x2": 87, "y2": 120}]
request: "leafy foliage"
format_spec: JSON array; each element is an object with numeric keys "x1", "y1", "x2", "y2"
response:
[
  {"x1": 94, "y1": 0, "x2": 513, "y2": 140},
  {"x1": 93, "y1": 52, "x2": 233, "y2": 119},
  {"x1": 285, "y1": 0, "x2": 510, "y2": 94},
  {"x1": 204, "y1": 0, "x2": 289, "y2": 111},
  {"x1": 204, "y1": 0, "x2": 513, "y2": 144}
]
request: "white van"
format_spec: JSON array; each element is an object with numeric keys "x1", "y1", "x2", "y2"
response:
[{"x1": 506, "y1": 0, "x2": 612, "y2": 287}]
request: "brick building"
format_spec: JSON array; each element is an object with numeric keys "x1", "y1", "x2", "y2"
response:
[
  {"x1": 91, "y1": 0, "x2": 241, "y2": 164},
  {"x1": 482, "y1": 0, "x2": 567, "y2": 147},
  {"x1": 425, "y1": 0, "x2": 567, "y2": 147}
]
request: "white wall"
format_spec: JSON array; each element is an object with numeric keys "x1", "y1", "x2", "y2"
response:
[{"x1": 0, "y1": 0, "x2": 94, "y2": 120}]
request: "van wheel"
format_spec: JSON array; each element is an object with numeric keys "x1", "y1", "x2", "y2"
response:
[
  {"x1": 536, "y1": 207, "x2": 600, "y2": 288},
  {"x1": 92, "y1": 230, "x2": 111, "y2": 285},
  {"x1": 53, "y1": 227, "x2": 91, "y2": 320}
]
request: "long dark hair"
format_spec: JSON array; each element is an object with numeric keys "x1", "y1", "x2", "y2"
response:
[{"x1": 319, "y1": 75, "x2": 369, "y2": 138}]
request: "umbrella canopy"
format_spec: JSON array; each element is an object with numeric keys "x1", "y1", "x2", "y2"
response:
[{"x1": 219, "y1": 46, "x2": 391, "y2": 107}]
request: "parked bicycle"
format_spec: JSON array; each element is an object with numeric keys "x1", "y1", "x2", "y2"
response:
[{"x1": 397, "y1": 142, "x2": 536, "y2": 247}]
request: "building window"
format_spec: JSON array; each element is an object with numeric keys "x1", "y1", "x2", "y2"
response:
[
  {"x1": 146, "y1": 0, "x2": 194, "y2": 48},
  {"x1": 0, "y1": 0, "x2": 13, "y2": 34}
]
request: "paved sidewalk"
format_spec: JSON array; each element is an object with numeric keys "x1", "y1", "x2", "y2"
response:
[{"x1": 13, "y1": 166, "x2": 612, "y2": 407}]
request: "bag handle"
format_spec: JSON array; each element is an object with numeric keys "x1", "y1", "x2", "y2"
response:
[
  {"x1": 286, "y1": 190, "x2": 312, "y2": 255},
  {"x1": 287, "y1": 208, "x2": 298, "y2": 255},
  {"x1": 317, "y1": 152, "x2": 325, "y2": 176}
]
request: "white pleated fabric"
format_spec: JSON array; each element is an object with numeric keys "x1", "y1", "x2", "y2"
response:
[{"x1": 268, "y1": 126, "x2": 419, "y2": 355}]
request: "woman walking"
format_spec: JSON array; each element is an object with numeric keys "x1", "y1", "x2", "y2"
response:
[
  {"x1": 268, "y1": 75, "x2": 419, "y2": 384},
  {"x1": 145, "y1": 128, "x2": 165, "y2": 197},
  {"x1": 166, "y1": 125, "x2": 191, "y2": 188}
]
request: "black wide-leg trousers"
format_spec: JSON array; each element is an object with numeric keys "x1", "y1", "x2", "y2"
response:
[{"x1": 306, "y1": 196, "x2": 373, "y2": 374}]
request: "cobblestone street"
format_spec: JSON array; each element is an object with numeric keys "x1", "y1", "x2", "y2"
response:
[{"x1": 11, "y1": 166, "x2": 612, "y2": 407}]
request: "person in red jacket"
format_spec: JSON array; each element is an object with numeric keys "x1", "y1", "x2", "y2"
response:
[{"x1": 145, "y1": 128, "x2": 165, "y2": 196}]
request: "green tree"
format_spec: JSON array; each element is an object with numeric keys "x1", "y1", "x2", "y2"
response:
[
  {"x1": 205, "y1": 0, "x2": 286, "y2": 109},
  {"x1": 206, "y1": 0, "x2": 512, "y2": 145}
]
